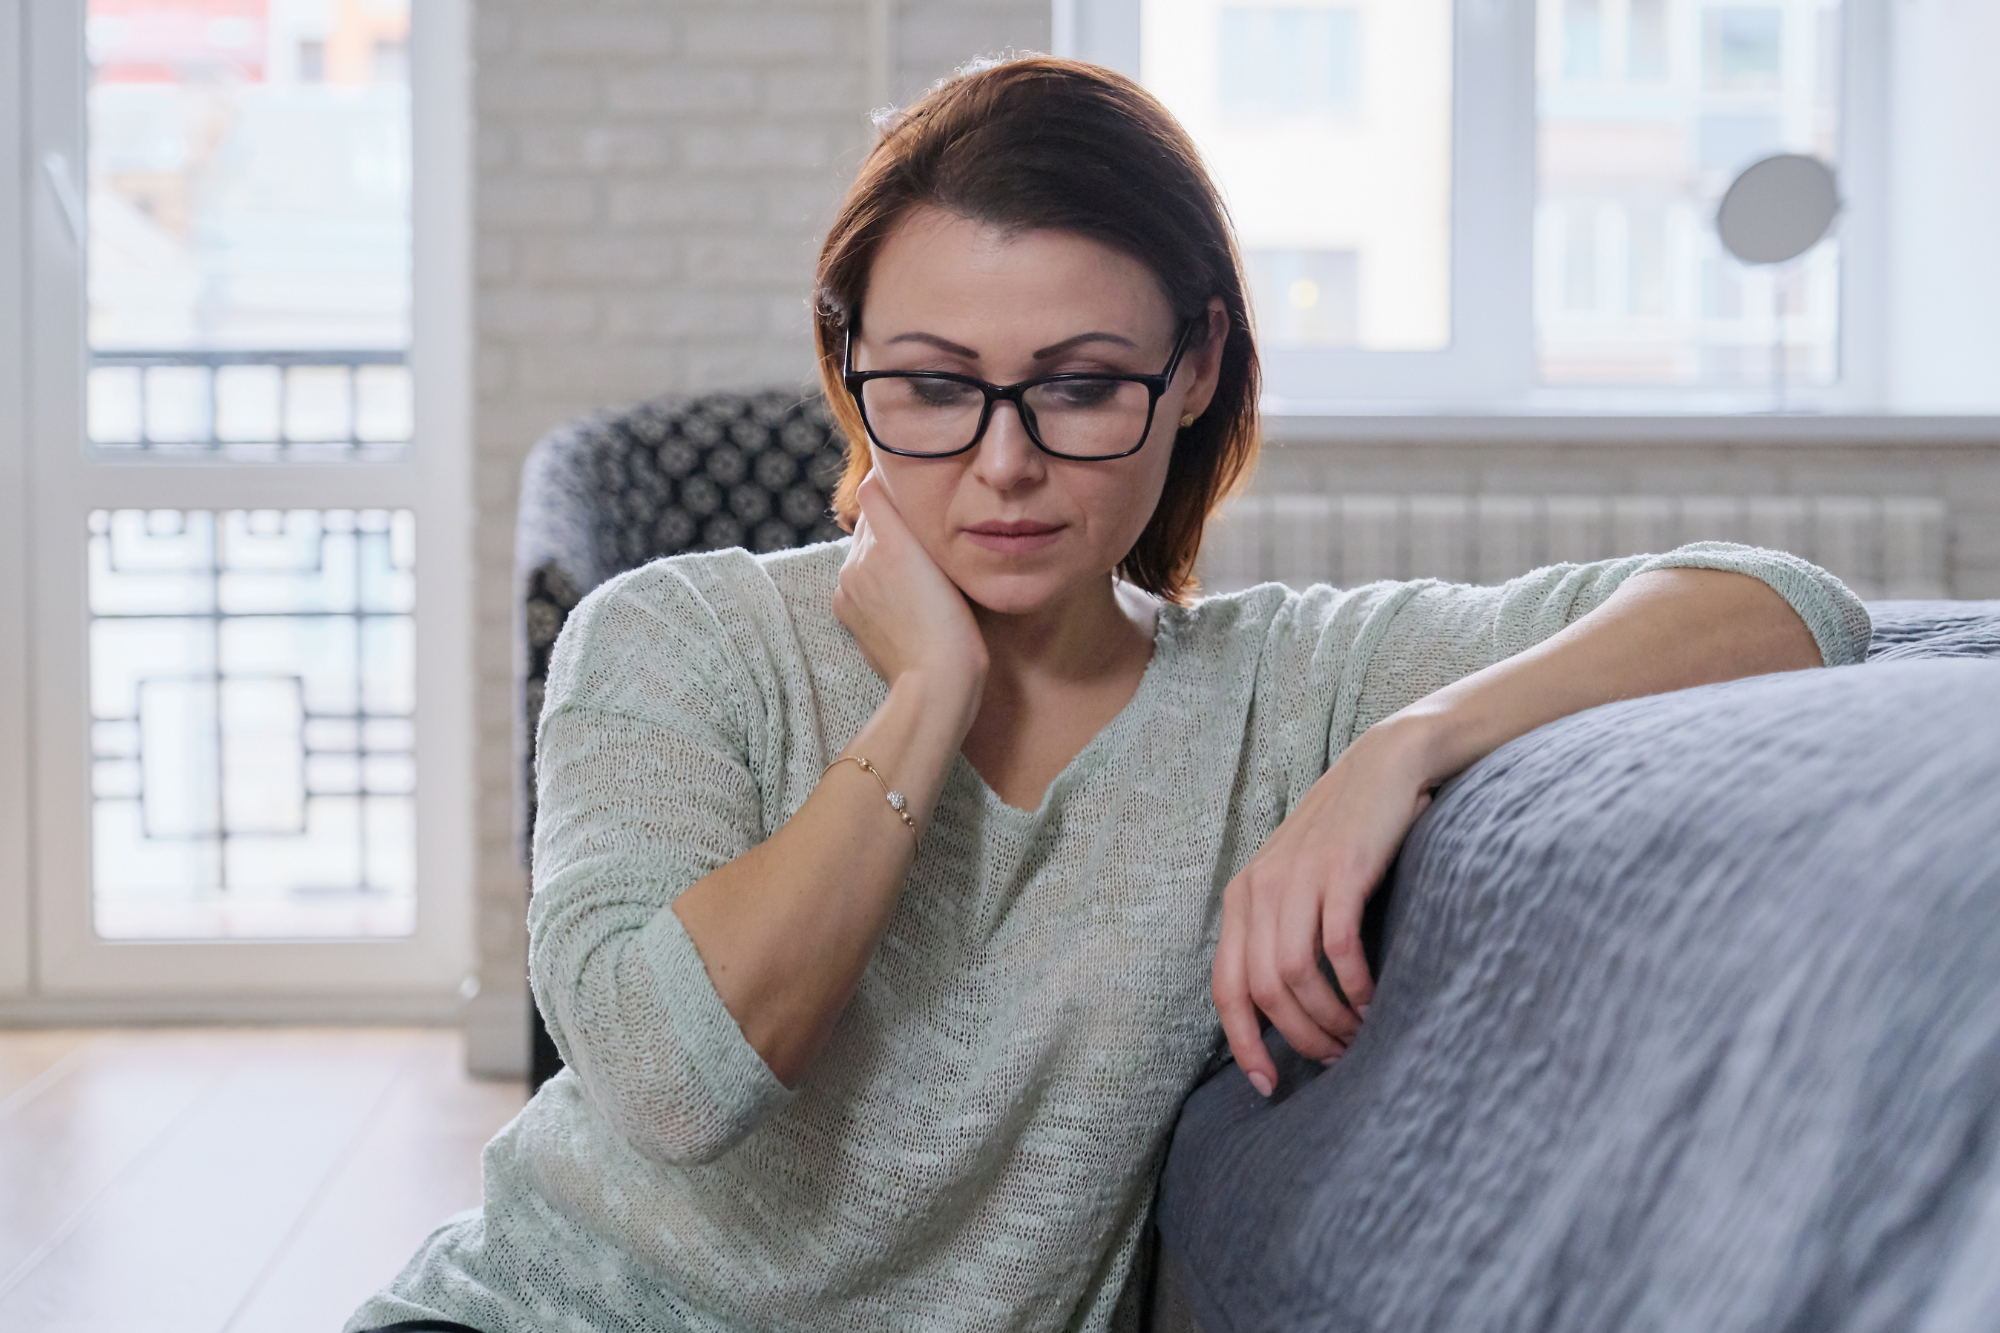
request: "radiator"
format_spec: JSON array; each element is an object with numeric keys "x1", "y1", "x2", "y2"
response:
[{"x1": 1197, "y1": 494, "x2": 1950, "y2": 601}]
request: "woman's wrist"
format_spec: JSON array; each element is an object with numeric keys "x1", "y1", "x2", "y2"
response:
[
  {"x1": 842, "y1": 662, "x2": 985, "y2": 829},
  {"x1": 1358, "y1": 706, "x2": 1482, "y2": 792},
  {"x1": 889, "y1": 652, "x2": 987, "y2": 736}
]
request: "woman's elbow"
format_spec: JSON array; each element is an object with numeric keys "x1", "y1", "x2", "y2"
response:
[
  {"x1": 616, "y1": 1101, "x2": 754, "y2": 1168},
  {"x1": 1628, "y1": 567, "x2": 1826, "y2": 674},
  {"x1": 566, "y1": 1049, "x2": 760, "y2": 1168}
]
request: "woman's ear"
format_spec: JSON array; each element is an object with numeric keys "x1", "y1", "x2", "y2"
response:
[{"x1": 1179, "y1": 296, "x2": 1231, "y2": 421}]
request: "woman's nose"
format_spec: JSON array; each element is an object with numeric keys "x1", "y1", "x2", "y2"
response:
[{"x1": 970, "y1": 401, "x2": 1045, "y2": 491}]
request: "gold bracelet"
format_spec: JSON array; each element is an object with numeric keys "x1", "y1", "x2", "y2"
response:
[{"x1": 822, "y1": 755, "x2": 919, "y2": 840}]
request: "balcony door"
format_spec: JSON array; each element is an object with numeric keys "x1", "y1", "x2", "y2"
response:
[{"x1": 16, "y1": 0, "x2": 472, "y2": 1012}]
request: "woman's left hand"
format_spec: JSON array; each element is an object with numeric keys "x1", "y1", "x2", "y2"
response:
[{"x1": 1211, "y1": 720, "x2": 1437, "y2": 1097}]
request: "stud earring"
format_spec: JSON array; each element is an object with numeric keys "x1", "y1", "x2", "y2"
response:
[{"x1": 1178, "y1": 412, "x2": 1197, "y2": 428}]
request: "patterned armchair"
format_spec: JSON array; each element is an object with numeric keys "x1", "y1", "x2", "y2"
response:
[{"x1": 515, "y1": 390, "x2": 849, "y2": 1087}]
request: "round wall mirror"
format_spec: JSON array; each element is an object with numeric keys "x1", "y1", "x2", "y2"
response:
[{"x1": 1716, "y1": 154, "x2": 1841, "y2": 265}]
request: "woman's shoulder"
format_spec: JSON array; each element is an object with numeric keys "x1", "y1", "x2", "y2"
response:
[
  {"x1": 583, "y1": 539, "x2": 844, "y2": 614},
  {"x1": 1173, "y1": 577, "x2": 1401, "y2": 658},
  {"x1": 568, "y1": 540, "x2": 844, "y2": 640},
  {"x1": 545, "y1": 540, "x2": 849, "y2": 717}
]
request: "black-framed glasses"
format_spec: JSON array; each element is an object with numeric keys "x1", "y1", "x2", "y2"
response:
[{"x1": 842, "y1": 317, "x2": 1202, "y2": 461}]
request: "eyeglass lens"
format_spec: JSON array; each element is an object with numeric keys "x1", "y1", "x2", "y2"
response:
[{"x1": 858, "y1": 376, "x2": 1156, "y2": 458}]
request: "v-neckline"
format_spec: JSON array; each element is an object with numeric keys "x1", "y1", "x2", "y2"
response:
[{"x1": 952, "y1": 602, "x2": 1186, "y2": 821}]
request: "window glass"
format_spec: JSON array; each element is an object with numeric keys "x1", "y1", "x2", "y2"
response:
[
  {"x1": 88, "y1": 508, "x2": 417, "y2": 940},
  {"x1": 85, "y1": 0, "x2": 413, "y2": 457},
  {"x1": 1536, "y1": 0, "x2": 1843, "y2": 389},
  {"x1": 1143, "y1": 0, "x2": 1454, "y2": 352}
]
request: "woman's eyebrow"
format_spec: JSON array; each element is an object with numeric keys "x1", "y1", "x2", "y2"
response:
[
  {"x1": 1033, "y1": 332, "x2": 1137, "y2": 359},
  {"x1": 878, "y1": 331, "x2": 1140, "y2": 360},
  {"x1": 883, "y1": 332, "x2": 979, "y2": 357}
]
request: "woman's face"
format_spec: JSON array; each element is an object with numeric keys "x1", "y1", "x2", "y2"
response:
[{"x1": 853, "y1": 206, "x2": 1225, "y2": 617}]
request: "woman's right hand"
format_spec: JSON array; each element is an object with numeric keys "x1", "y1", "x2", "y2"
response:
[{"x1": 834, "y1": 469, "x2": 989, "y2": 710}]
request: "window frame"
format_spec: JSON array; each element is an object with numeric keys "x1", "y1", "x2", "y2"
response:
[
  {"x1": 1057, "y1": 0, "x2": 1895, "y2": 414},
  {"x1": 1, "y1": 0, "x2": 32, "y2": 1003},
  {"x1": 6, "y1": 0, "x2": 475, "y2": 1017}
]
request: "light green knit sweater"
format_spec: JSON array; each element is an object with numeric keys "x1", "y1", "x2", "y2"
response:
[{"x1": 351, "y1": 539, "x2": 1869, "y2": 1333}]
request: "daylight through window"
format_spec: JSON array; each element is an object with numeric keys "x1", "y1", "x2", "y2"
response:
[
  {"x1": 1535, "y1": 0, "x2": 1844, "y2": 388},
  {"x1": 88, "y1": 508, "x2": 418, "y2": 940},
  {"x1": 85, "y1": 0, "x2": 414, "y2": 457},
  {"x1": 78, "y1": 0, "x2": 421, "y2": 942},
  {"x1": 1142, "y1": 0, "x2": 1454, "y2": 353}
]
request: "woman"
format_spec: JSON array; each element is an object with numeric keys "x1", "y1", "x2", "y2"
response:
[{"x1": 351, "y1": 57, "x2": 1868, "y2": 1333}]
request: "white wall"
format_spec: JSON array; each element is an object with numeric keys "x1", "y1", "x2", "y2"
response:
[
  {"x1": 466, "y1": 0, "x2": 1051, "y2": 1074},
  {"x1": 1887, "y1": 0, "x2": 2000, "y2": 411}
]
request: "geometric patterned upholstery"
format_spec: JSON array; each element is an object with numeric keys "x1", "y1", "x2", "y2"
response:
[{"x1": 513, "y1": 388, "x2": 847, "y2": 1085}]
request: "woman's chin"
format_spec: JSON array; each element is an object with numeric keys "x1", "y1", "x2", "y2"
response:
[{"x1": 948, "y1": 567, "x2": 1087, "y2": 619}]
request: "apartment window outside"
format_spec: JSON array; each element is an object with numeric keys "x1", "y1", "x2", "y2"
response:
[
  {"x1": 1062, "y1": 0, "x2": 1897, "y2": 407},
  {"x1": 85, "y1": 0, "x2": 413, "y2": 458},
  {"x1": 1536, "y1": 0, "x2": 1844, "y2": 390},
  {"x1": 1218, "y1": 7, "x2": 1360, "y2": 116}
]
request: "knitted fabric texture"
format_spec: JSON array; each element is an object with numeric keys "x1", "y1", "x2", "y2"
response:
[{"x1": 351, "y1": 540, "x2": 1869, "y2": 1333}]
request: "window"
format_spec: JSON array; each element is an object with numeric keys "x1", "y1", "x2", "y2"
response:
[
  {"x1": 1538, "y1": 0, "x2": 1844, "y2": 391},
  {"x1": 86, "y1": 0, "x2": 414, "y2": 459},
  {"x1": 1142, "y1": 0, "x2": 1454, "y2": 360},
  {"x1": 76, "y1": 0, "x2": 419, "y2": 944},
  {"x1": 15, "y1": 0, "x2": 471, "y2": 1003},
  {"x1": 1057, "y1": 0, "x2": 1965, "y2": 411},
  {"x1": 1218, "y1": 8, "x2": 1359, "y2": 116}
]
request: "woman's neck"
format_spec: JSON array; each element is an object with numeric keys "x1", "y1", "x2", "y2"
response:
[
  {"x1": 961, "y1": 574, "x2": 1163, "y2": 810},
  {"x1": 971, "y1": 574, "x2": 1159, "y2": 690}
]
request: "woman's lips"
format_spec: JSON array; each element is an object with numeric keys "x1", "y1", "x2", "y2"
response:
[{"x1": 962, "y1": 520, "x2": 1066, "y2": 554}]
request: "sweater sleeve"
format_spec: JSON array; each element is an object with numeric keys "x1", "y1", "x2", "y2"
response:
[
  {"x1": 1328, "y1": 541, "x2": 1872, "y2": 753},
  {"x1": 527, "y1": 566, "x2": 793, "y2": 1167}
]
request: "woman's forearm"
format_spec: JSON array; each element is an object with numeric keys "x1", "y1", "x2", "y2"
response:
[
  {"x1": 671, "y1": 666, "x2": 978, "y2": 1087},
  {"x1": 1384, "y1": 567, "x2": 1823, "y2": 785},
  {"x1": 1216, "y1": 567, "x2": 1825, "y2": 1093}
]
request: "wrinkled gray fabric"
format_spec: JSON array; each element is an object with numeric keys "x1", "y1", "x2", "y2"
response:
[
  {"x1": 1156, "y1": 604, "x2": 2000, "y2": 1333},
  {"x1": 1865, "y1": 600, "x2": 2000, "y2": 663}
]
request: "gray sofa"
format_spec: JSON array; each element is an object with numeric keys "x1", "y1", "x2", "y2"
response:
[
  {"x1": 515, "y1": 394, "x2": 2000, "y2": 1329},
  {"x1": 1151, "y1": 601, "x2": 2000, "y2": 1332}
]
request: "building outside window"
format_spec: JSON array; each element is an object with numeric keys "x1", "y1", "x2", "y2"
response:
[
  {"x1": 1143, "y1": 0, "x2": 1453, "y2": 356},
  {"x1": 1536, "y1": 0, "x2": 1844, "y2": 390}
]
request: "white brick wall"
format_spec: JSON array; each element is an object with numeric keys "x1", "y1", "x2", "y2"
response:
[{"x1": 466, "y1": 0, "x2": 1051, "y2": 1075}]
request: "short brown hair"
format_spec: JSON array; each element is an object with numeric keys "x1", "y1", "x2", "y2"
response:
[{"x1": 811, "y1": 56, "x2": 1261, "y2": 602}]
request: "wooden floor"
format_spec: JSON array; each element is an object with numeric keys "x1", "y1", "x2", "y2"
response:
[{"x1": 0, "y1": 1026, "x2": 527, "y2": 1333}]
